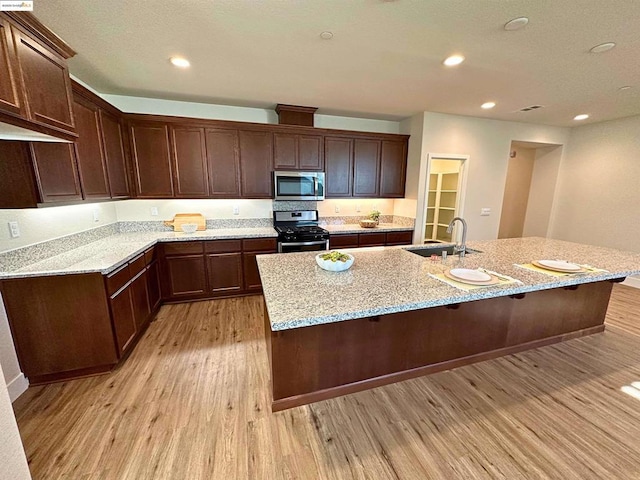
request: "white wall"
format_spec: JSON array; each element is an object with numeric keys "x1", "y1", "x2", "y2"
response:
[
  {"x1": 317, "y1": 199, "x2": 395, "y2": 218},
  {"x1": 0, "y1": 203, "x2": 117, "y2": 253},
  {"x1": 102, "y1": 95, "x2": 401, "y2": 134},
  {"x1": 0, "y1": 295, "x2": 27, "y2": 402},
  {"x1": 523, "y1": 145, "x2": 563, "y2": 237},
  {"x1": 114, "y1": 199, "x2": 272, "y2": 221},
  {"x1": 0, "y1": 362, "x2": 31, "y2": 480},
  {"x1": 548, "y1": 114, "x2": 640, "y2": 252},
  {"x1": 416, "y1": 112, "x2": 570, "y2": 241}
]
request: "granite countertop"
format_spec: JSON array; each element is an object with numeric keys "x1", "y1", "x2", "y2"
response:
[
  {"x1": 0, "y1": 227, "x2": 278, "y2": 279},
  {"x1": 257, "y1": 237, "x2": 640, "y2": 331},
  {"x1": 324, "y1": 223, "x2": 414, "y2": 234}
]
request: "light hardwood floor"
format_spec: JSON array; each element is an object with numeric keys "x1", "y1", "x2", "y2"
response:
[{"x1": 13, "y1": 285, "x2": 640, "y2": 479}]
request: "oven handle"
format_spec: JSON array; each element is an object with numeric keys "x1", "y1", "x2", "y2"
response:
[{"x1": 278, "y1": 240, "x2": 329, "y2": 253}]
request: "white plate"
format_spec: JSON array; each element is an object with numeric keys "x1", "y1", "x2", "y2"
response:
[
  {"x1": 449, "y1": 268, "x2": 491, "y2": 282},
  {"x1": 537, "y1": 260, "x2": 581, "y2": 272}
]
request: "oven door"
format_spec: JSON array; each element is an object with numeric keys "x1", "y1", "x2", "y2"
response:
[{"x1": 278, "y1": 239, "x2": 329, "y2": 253}]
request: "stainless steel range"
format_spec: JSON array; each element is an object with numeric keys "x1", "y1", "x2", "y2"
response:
[{"x1": 273, "y1": 210, "x2": 330, "y2": 253}]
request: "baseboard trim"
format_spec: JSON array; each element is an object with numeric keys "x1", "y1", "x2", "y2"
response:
[
  {"x1": 622, "y1": 276, "x2": 640, "y2": 289},
  {"x1": 7, "y1": 373, "x2": 28, "y2": 403}
]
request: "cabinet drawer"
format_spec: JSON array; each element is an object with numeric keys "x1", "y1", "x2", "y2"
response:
[
  {"x1": 129, "y1": 253, "x2": 146, "y2": 276},
  {"x1": 386, "y1": 231, "x2": 413, "y2": 245},
  {"x1": 329, "y1": 234, "x2": 359, "y2": 248},
  {"x1": 144, "y1": 247, "x2": 156, "y2": 265},
  {"x1": 106, "y1": 263, "x2": 131, "y2": 296},
  {"x1": 162, "y1": 241, "x2": 204, "y2": 256},
  {"x1": 242, "y1": 238, "x2": 277, "y2": 252},
  {"x1": 359, "y1": 232, "x2": 386, "y2": 247},
  {"x1": 205, "y1": 239, "x2": 242, "y2": 254}
]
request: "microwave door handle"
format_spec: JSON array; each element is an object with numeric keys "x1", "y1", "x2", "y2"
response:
[{"x1": 313, "y1": 176, "x2": 319, "y2": 197}]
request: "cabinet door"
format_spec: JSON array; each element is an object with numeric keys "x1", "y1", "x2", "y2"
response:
[
  {"x1": 273, "y1": 133, "x2": 297, "y2": 169},
  {"x1": 100, "y1": 110, "x2": 130, "y2": 198},
  {"x1": 12, "y1": 26, "x2": 74, "y2": 133},
  {"x1": 239, "y1": 129, "x2": 273, "y2": 198},
  {"x1": 170, "y1": 126, "x2": 209, "y2": 197},
  {"x1": 379, "y1": 140, "x2": 407, "y2": 197},
  {"x1": 359, "y1": 232, "x2": 386, "y2": 247},
  {"x1": 207, "y1": 252, "x2": 243, "y2": 295},
  {"x1": 329, "y1": 234, "x2": 359, "y2": 249},
  {"x1": 110, "y1": 285, "x2": 137, "y2": 356},
  {"x1": 0, "y1": 17, "x2": 22, "y2": 116},
  {"x1": 325, "y1": 137, "x2": 353, "y2": 197},
  {"x1": 0, "y1": 141, "x2": 39, "y2": 208},
  {"x1": 205, "y1": 128, "x2": 241, "y2": 197},
  {"x1": 130, "y1": 122, "x2": 173, "y2": 197},
  {"x1": 30, "y1": 142, "x2": 83, "y2": 202},
  {"x1": 242, "y1": 252, "x2": 263, "y2": 292},
  {"x1": 130, "y1": 270, "x2": 150, "y2": 330},
  {"x1": 164, "y1": 255, "x2": 207, "y2": 298},
  {"x1": 73, "y1": 95, "x2": 110, "y2": 199},
  {"x1": 353, "y1": 139, "x2": 380, "y2": 197},
  {"x1": 146, "y1": 261, "x2": 161, "y2": 312},
  {"x1": 298, "y1": 135, "x2": 323, "y2": 170}
]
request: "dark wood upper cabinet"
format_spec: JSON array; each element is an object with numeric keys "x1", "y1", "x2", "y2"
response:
[
  {"x1": 99, "y1": 110, "x2": 130, "y2": 198},
  {"x1": 273, "y1": 133, "x2": 323, "y2": 171},
  {"x1": 325, "y1": 136, "x2": 353, "y2": 197},
  {"x1": 380, "y1": 140, "x2": 407, "y2": 197},
  {"x1": 72, "y1": 94, "x2": 110, "y2": 199},
  {"x1": 170, "y1": 126, "x2": 209, "y2": 198},
  {"x1": 0, "y1": 17, "x2": 23, "y2": 117},
  {"x1": 239, "y1": 129, "x2": 273, "y2": 198},
  {"x1": 353, "y1": 138, "x2": 381, "y2": 197},
  {"x1": 30, "y1": 142, "x2": 83, "y2": 203},
  {"x1": 205, "y1": 128, "x2": 241, "y2": 198},
  {"x1": 129, "y1": 121, "x2": 174, "y2": 198},
  {"x1": 12, "y1": 25, "x2": 75, "y2": 134},
  {"x1": 0, "y1": 141, "x2": 39, "y2": 208}
]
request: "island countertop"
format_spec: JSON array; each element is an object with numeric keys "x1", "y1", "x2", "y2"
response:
[{"x1": 257, "y1": 237, "x2": 640, "y2": 331}]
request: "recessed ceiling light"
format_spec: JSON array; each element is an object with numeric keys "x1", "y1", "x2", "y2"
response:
[
  {"x1": 574, "y1": 114, "x2": 589, "y2": 121},
  {"x1": 443, "y1": 55, "x2": 465, "y2": 67},
  {"x1": 590, "y1": 42, "x2": 616, "y2": 53},
  {"x1": 504, "y1": 17, "x2": 529, "y2": 31},
  {"x1": 170, "y1": 57, "x2": 190, "y2": 68},
  {"x1": 481, "y1": 102, "x2": 496, "y2": 109},
  {"x1": 320, "y1": 31, "x2": 334, "y2": 40}
]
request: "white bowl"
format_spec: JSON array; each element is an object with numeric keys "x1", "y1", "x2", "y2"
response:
[
  {"x1": 316, "y1": 253, "x2": 354, "y2": 272},
  {"x1": 181, "y1": 223, "x2": 198, "y2": 233}
]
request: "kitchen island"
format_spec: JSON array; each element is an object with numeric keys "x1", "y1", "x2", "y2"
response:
[{"x1": 257, "y1": 237, "x2": 640, "y2": 411}]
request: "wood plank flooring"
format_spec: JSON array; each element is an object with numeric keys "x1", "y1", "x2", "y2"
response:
[{"x1": 12, "y1": 285, "x2": 640, "y2": 479}]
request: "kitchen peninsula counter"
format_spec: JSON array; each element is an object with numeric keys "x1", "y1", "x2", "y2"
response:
[
  {"x1": 0, "y1": 227, "x2": 277, "y2": 279},
  {"x1": 258, "y1": 237, "x2": 640, "y2": 411}
]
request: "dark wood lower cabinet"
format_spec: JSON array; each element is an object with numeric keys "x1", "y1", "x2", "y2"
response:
[
  {"x1": 266, "y1": 280, "x2": 617, "y2": 411},
  {"x1": 329, "y1": 230, "x2": 414, "y2": 248},
  {"x1": 146, "y1": 260, "x2": 161, "y2": 312},
  {"x1": 243, "y1": 252, "x2": 263, "y2": 292},
  {"x1": 207, "y1": 252, "x2": 243, "y2": 295},
  {"x1": 110, "y1": 283, "x2": 137, "y2": 355},
  {"x1": 130, "y1": 269, "x2": 150, "y2": 330},
  {"x1": 163, "y1": 255, "x2": 207, "y2": 299}
]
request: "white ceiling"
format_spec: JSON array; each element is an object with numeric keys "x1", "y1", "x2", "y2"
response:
[{"x1": 33, "y1": 0, "x2": 640, "y2": 127}]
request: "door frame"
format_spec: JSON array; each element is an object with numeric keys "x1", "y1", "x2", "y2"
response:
[{"x1": 417, "y1": 153, "x2": 469, "y2": 243}]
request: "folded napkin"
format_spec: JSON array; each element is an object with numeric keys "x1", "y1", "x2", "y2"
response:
[
  {"x1": 428, "y1": 271, "x2": 520, "y2": 292},
  {"x1": 514, "y1": 263, "x2": 608, "y2": 277}
]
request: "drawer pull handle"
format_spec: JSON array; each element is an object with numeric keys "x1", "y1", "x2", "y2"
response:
[{"x1": 563, "y1": 285, "x2": 579, "y2": 291}]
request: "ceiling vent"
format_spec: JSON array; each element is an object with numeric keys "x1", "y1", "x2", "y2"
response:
[{"x1": 518, "y1": 105, "x2": 544, "y2": 112}]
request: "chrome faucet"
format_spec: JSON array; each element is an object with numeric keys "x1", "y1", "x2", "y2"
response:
[{"x1": 447, "y1": 217, "x2": 468, "y2": 257}]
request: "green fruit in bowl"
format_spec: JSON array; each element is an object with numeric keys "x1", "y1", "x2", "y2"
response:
[{"x1": 320, "y1": 251, "x2": 350, "y2": 262}]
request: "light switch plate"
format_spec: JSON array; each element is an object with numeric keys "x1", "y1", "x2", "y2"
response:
[
  {"x1": 233, "y1": 205, "x2": 240, "y2": 215},
  {"x1": 93, "y1": 209, "x2": 100, "y2": 222},
  {"x1": 150, "y1": 207, "x2": 159, "y2": 216},
  {"x1": 481, "y1": 208, "x2": 491, "y2": 216},
  {"x1": 334, "y1": 205, "x2": 340, "y2": 213}
]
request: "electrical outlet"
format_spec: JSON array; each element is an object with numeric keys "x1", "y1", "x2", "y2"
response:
[
  {"x1": 334, "y1": 205, "x2": 340, "y2": 213},
  {"x1": 372, "y1": 204, "x2": 378, "y2": 211},
  {"x1": 481, "y1": 208, "x2": 491, "y2": 216},
  {"x1": 150, "y1": 207, "x2": 159, "y2": 216},
  {"x1": 92, "y1": 209, "x2": 100, "y2": 222},
  {"x1": 233, "y1": 205, "x2": 240, "y2": 215},
  {"x1": 8, "y1": 221, "x2": 20, "y2": 238},
  {"x1": 356, "y1": 204, "x2": 361, "y2": 212}
]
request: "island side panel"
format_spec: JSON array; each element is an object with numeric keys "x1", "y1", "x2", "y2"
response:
[{"x1": 268, "y1": 281, "x2": 616, "y2": 411}]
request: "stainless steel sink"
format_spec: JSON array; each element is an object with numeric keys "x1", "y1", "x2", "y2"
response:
[{"x1": 405, "y1": 246, "x2": 481, "y2": 257}]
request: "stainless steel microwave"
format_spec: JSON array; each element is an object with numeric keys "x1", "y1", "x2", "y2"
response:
[{"x1": 273, "y1": 171, "x2": 325, "y2": 201}]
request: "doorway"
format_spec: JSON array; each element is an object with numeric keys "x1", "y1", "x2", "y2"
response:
[
  {"x1": 498, "y1": 141, "x2": 563, "y2": 239},
  {"x1": 422, "y1": 154, "x2": 468, "y2": 243}
]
